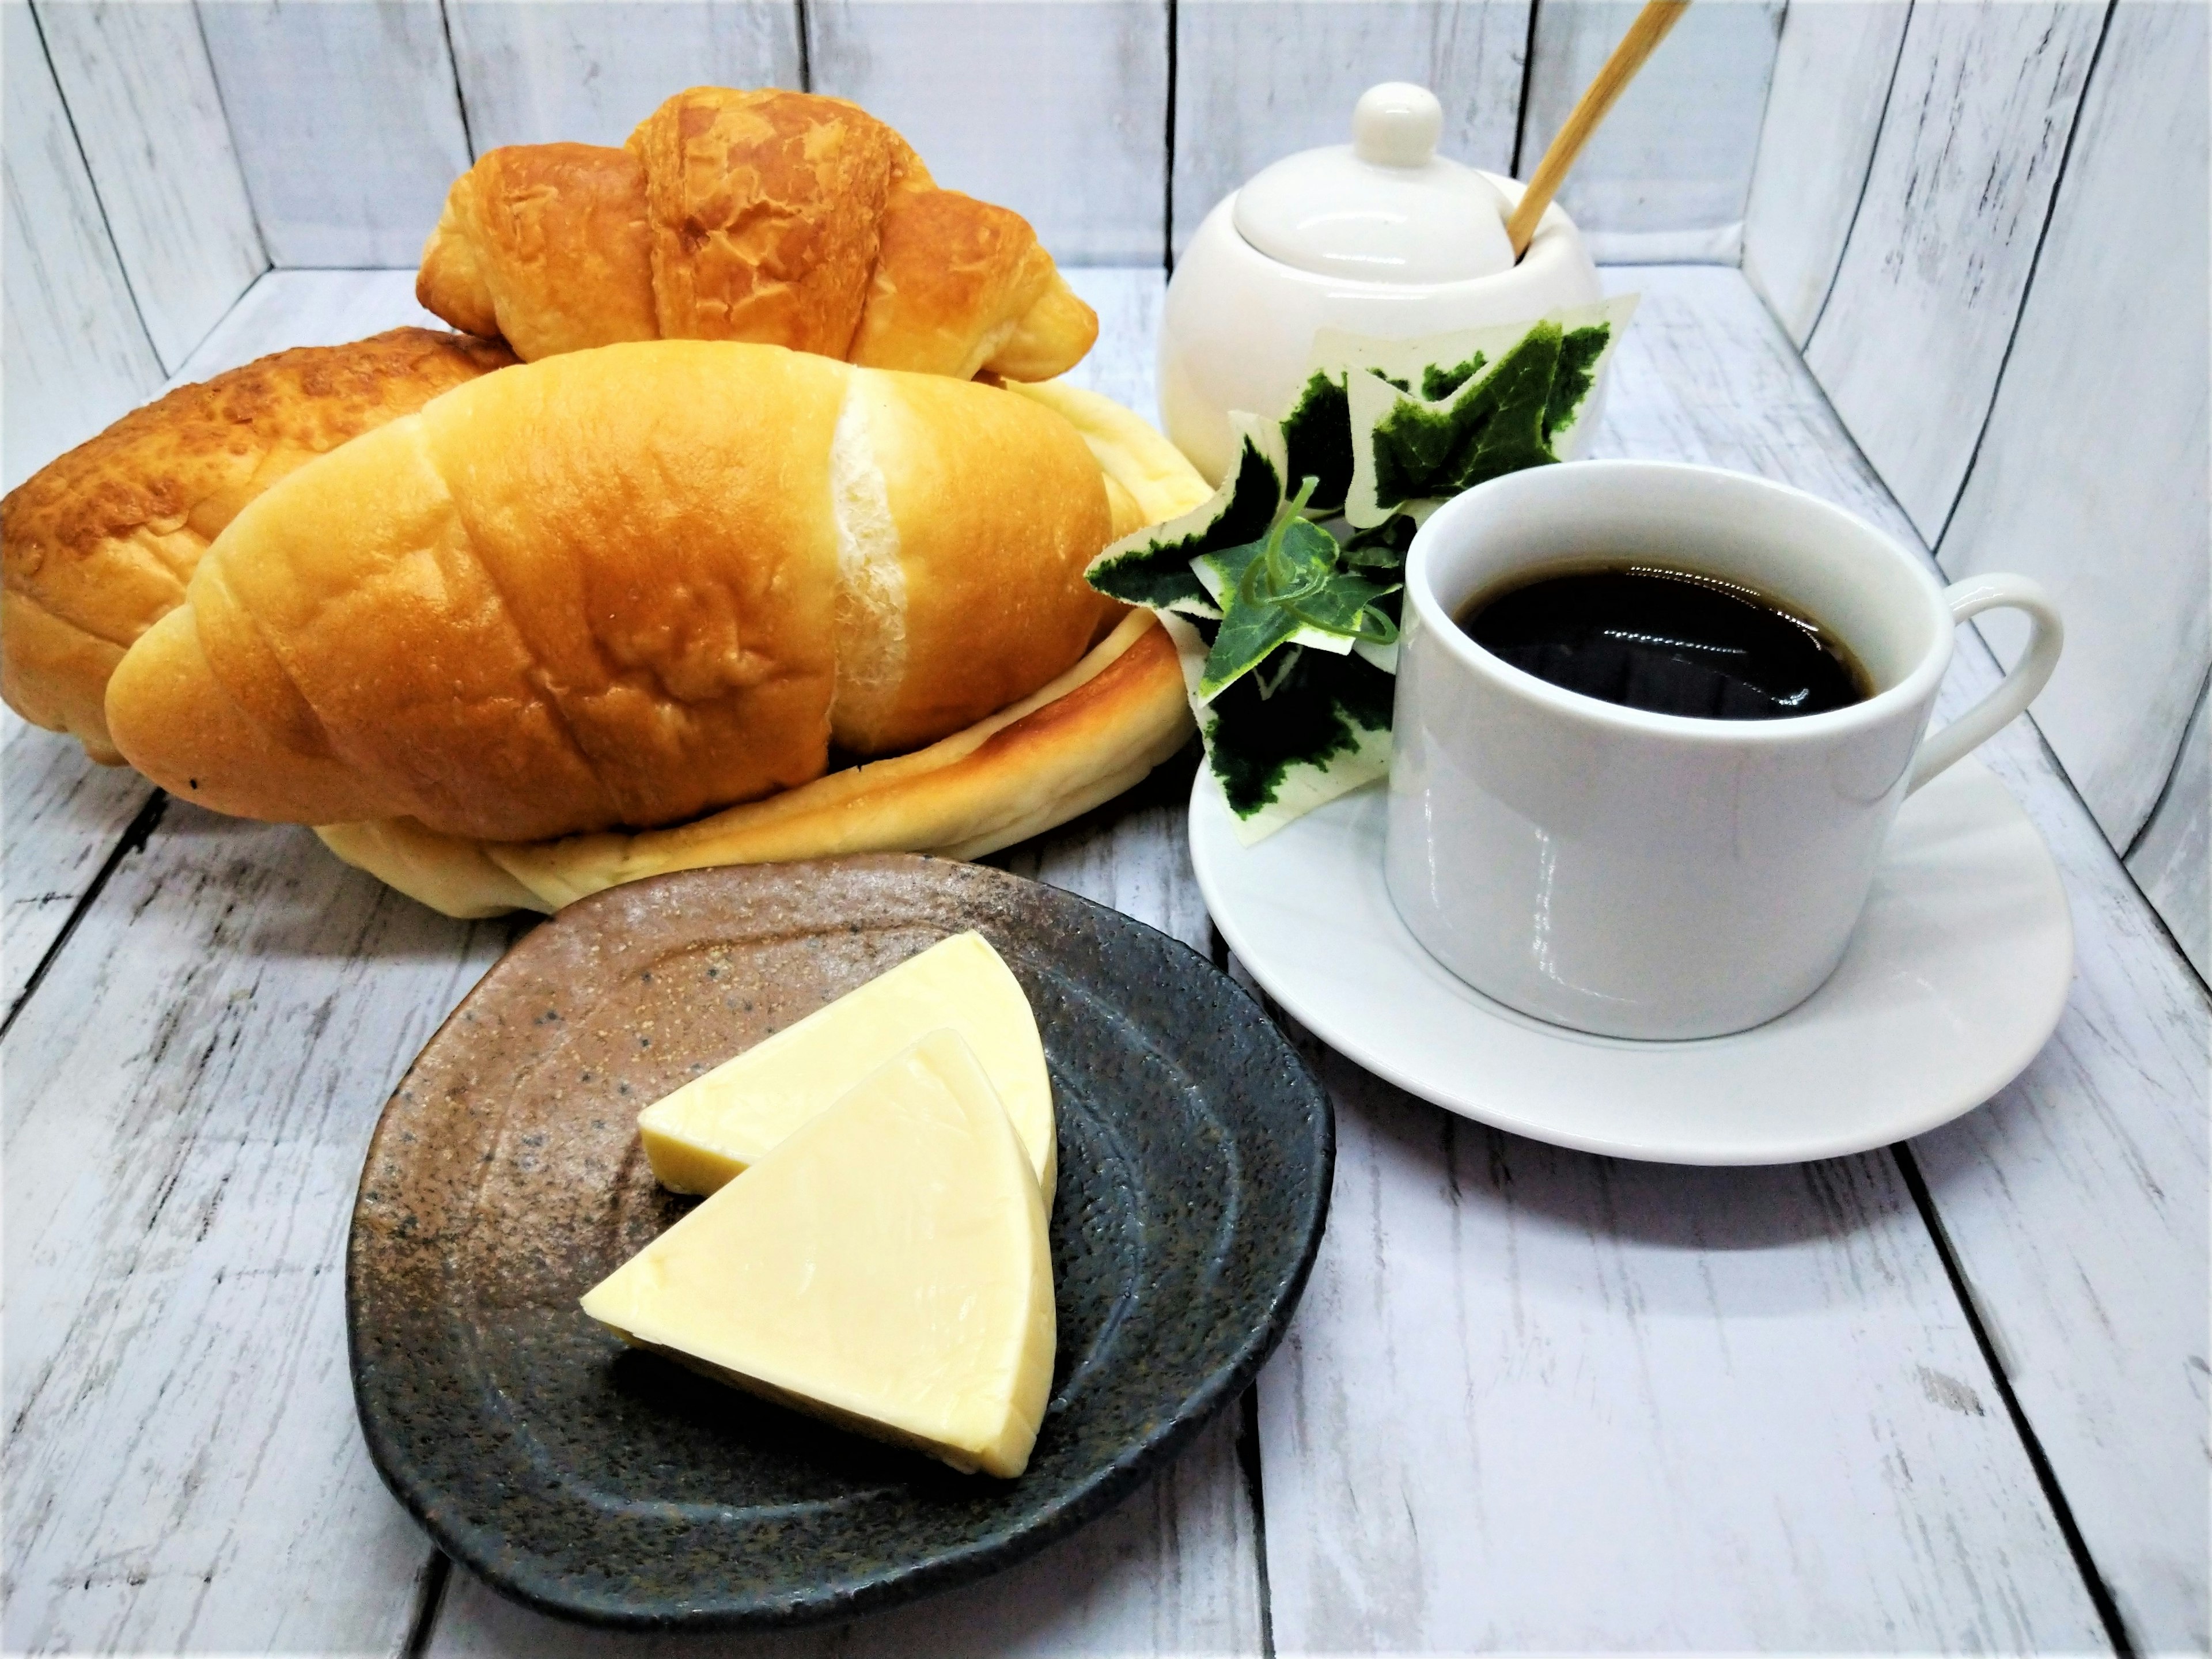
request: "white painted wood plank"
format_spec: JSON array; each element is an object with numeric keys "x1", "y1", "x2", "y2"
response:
[
  {"x1": 1050, "y1": 264, "x2": 1171, "y2": 423},
  {"x1": 33, "y1": 0, "x2": 267, "y2": 373},
  {"x1": 1260, "y1": 1052, "x2": 2104, "y2": 1653},
  {"x1": 809, "y1": 0, "x2": 1166, "y2": 267},
  {"x1": 1518, "y1": 0, "x2": 1783, "y2": 263},
  {"x1": 198, "y1": 0, "x2": 474, "y2": 267},
  {"x1": 1910, "y1": 645, "x2": 2210, "y2": 1653},
  {"x1": 1255, "y1": 266, "x2": 2106, "y2": 1652},
  {"x1": 1740, "y1": 0, "x2": 1910, "y2": 345},
  {"x1": 0, "y1": 710, "x2": 153, "y2": 1018},
  {"x1": 174, "y1": 266, "x2": 450, "y2": 378},
  {"x1": 1803, "y1": 0, "x2": 2105, "y2": 540},
  {"x1": 0, "y1": 800, "x2": 512, "y2": 1654},
  {"x1": 2128, "y1": 679, "x2": 2209, "y2": 983},
  {"x1": 1936, "y1": 0, "x2": 2209, "y2": 854},
  {"x1": 2, "y1": 0, "x2": 165, "y2": 491},
  {"x1": 1170, "y1": 0, "x2": 1528, "y2": 262},
  {"x1": 446, "y1": 0, "x2": 802, "y2": 152}
]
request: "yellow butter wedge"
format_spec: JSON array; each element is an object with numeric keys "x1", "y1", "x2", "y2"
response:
[
  {"x1": 580, "y1": 1028, "x2": 1056, "y2": 1478},
  {"x1": 637, "y1": 930, "x2": 1055, "y2": 1202}
]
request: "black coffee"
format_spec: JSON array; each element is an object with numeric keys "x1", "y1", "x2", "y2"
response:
[{"x1": 1456, "y1": 563, "x2": 1868, "y2": 720}]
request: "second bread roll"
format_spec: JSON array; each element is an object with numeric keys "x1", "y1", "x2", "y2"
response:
[{"x1": 105, "y1": 342, "x2": 1117, "y2": 844}]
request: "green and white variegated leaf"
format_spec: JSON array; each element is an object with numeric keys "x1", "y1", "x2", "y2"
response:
[
  {"x1": 1096, "y1": 297, "x2": 1638, "y2": 842},
  {"x1": 1157, "y1": 612, "x2": 1396, "y2": 844},
  {"x1": 1084, "y1": 413, "x2": 1288, "y2": 617},
  {"x1": 1341, "y1": 296, "x2": 1637, "y2": 528}
]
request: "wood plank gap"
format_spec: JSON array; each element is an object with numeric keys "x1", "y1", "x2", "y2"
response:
[
  {"x1": 436, "y1": 0, "x2": 476, "y2": 162},
  {"x1": 25, "y1": 0, "x2": 166, "y2": 374},
  {"x1": 1929, "y1": 0, "x2": 2119, "y2": 555},
  {"x1": 163, "y1": 263, "x2": 272, "y2": 395},
  {"x1": 0, "y1": 790, "x2": 166, "y2": 1042},
  {"x1": 1967, "y1": 615, "x2": 2212, "y2": 1001},
  {"x1": 2123, "y1": 657, "x2": 2212, "y2": 866},
  {"x1": 1893, "y1": 1142, "x2": 2137, "y2": 1657},
  {"x1": 190, "y1": 0, "x2": 272, "y2": 266},
  {"x1": 796, "y1": 0, "x2": 813, "y2": 92},
  {"x1": 1162, "y1": 0, "x2": 1178, "y2": 273},
  {"x1": 1234, "y1": 1382, "x2": 1277, "y2": 1659},
  {"x1": 1798, "y1": 0, "x2": 1915, "y2": 353},
  {"x1": 400, "y1": 1550, "x2": 452, "y2": 1659},
  {"x1": 1509, "y1": 0, "x2": 1543, "y2": 179}
]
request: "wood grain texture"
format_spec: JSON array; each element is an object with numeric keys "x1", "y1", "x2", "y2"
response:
[
  {"x1": 1740, "y1": 0, "x2": 1911, "y2": 344},
  {"x1": 0, "y1": 711, "x2": 154, "y2": 1020},
  {"x1": 1803, "y1": 0, "x2": 2105, "y2": 540},
  {"x1": 1517, "y1": 0, "x2": 1783, "y2": 263},
  {"x1": 197, "y1": 0, "x2": 474, "y2": 267},
  {"x1": 0, "y1": 800, "x2": 516, "y2": 1654},
  {"x1": 2, "y1": 0, "x2": 165, "y2": 492},
  {"x1": 32, "y1": 0, "x2": 267, "y2": 373},
  {"x1": 2127, "y1": 678, "x2": 2209, "y2": 982},
  {"x1": 808, "y1": 0, "x2": 1166, "y2": 266},
  {"x1": 1910, "y1": 639, "x2": 2211, "y2": 1654},
  {"x1": 1255, "y1": 267, "x2": 2107, "y2": 1652},
  {"x1": 445, "y1": 0, "x2": 802, "y2": 151},
  {"x1": 1169, "y1": 0, "x2": 1528, "y2": 262},
  {"x1": 175, "y1": 265, "x2": 452, "y2": 377},
  {"x1": 1935, "y1": 0, "x2": 2209, "y2": 855}
]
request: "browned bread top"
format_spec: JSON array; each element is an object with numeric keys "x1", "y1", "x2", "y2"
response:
[
  {"x1": 2, "y1": 327, "x2": 516, "y2": 762},
  {"x1": 418, "y1": 87, "x2": 1098, "y2": 382}
]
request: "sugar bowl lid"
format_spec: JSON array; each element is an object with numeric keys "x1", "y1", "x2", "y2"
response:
[{"x1": 1232, "y1": 84, "x2": 1514, "y2": 284}]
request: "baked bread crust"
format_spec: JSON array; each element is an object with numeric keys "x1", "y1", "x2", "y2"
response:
[
  {"x1": 417, "y1": 87, "x2": 1097, "y2": 382},
  {"x1": 104, "y1": 342, "x2": 1120, "y2": 844},
  {"x1": 1, "y1": 328, "x2": 515, "y2": 762},
  {"x1": 315, "y1": 378, "x2": 1216, "y2": 918}
]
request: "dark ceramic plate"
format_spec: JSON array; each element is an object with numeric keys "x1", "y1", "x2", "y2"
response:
[{"x1": 347, "y1": 857, "x2": 1332, "y2": 1631}]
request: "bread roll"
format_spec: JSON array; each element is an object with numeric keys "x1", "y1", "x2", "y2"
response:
[
  {"x1": 105, "y1": 341, "x2": 1119, "y2": 844},
  {"x1": 2, "y1": 329, "x2": 514, "y2": 762},
  {"x1": 316, "y1": 379, "x2": 1215, "y2": 919},
  {"x1": 417, "y1": 87, "x2": 1097, "y2": 382}
]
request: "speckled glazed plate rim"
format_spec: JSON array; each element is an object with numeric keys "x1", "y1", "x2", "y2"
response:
[{"x1": 347, "y1": 857, "x2": 1334, "y2": 1631}]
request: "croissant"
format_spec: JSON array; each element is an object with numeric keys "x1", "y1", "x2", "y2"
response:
[
  {"x1": 104, "y1": 342, "x2": 1124, "y2": 845},
  {"x1": 2, "y1": 328, "x2": 515, "y2": 763},
  {"x1": 417, "y1": 86, "x2": 1099, "y2": 382}
]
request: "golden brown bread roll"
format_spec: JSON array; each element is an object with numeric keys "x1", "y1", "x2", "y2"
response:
[
  {"x1": 105, "y1": 340, "x2": 1121, "y2": 844},
  {"x1": 1, "y1": 328, "x2": 515, "y2": 762},
  {"x1": 316, "y1": 381, "x2": 1215, "y2": 919},
  {"x1": 417, "y1": 87, "x2": 1097, "y2": 382}
]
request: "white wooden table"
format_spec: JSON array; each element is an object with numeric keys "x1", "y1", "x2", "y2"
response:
[{"x1": 3, "y1": 264, "x2": 2204, "y2": 1658}]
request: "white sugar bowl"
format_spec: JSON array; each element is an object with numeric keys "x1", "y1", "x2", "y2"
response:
[{"x1": 1159, "y1": 83, "x2": 1607, "y2": 485}]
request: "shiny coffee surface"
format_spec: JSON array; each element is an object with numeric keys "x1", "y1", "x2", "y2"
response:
[{"x1": 1456, "y1": 563, "x2": 1866, "y2": 720}]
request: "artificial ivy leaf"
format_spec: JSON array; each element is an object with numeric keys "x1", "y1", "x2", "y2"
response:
[
  {"x1": 1193, "y1": 516, "x2": 1347, "y2": 700},
  {"x1": 1203, "y1": 645, "x2": 1397, "y2": 841},
  {"x1": 1421, "y1": 352, "x2": 1487, "y2": 400},
  {"x1": 1544, "y1": 324, "x2": 1611, "y2": 444},
  {"x1": 1086, "y1": 416, "x2": 1286, "y2": 614},
  {"x1": 1361, "y1": 321, "x2": 1564, "y2": 517},
  {"x1": 1279, "y1": 370, "x2": 1354, "y2": 515}
]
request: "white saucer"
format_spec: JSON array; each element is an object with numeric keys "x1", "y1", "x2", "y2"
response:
[{"x1": 1189, "y1": 758, "x2": 2073, "y2": 1164}]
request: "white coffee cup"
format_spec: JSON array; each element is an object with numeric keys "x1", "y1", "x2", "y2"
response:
[{"x1": 1384, "y1": 460, "x2": 2063, "y2": 1040}]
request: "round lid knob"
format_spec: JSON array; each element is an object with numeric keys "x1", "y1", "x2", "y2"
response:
[
  {"x1": 1231, "y1": 83, "x2": 1513, "y2": 285},
  {"x1": 1351, "y1": 83, "x2": 1443, "y2": 168}
]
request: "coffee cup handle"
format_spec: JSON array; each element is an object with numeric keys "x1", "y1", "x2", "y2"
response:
[{"x1": 1907, "y1": 573, "x2": 2065, "y2": 794}]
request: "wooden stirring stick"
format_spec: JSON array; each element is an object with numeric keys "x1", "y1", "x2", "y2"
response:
[{"x1": 1506, "y1": 0, "x2": 1690, "y2": 259}]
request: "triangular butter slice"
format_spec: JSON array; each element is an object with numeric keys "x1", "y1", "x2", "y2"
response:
[
  {"x1": 582, "y1": 1028, "x2": 1056, "y2": 1478},
  {"x1": 638, "y1": 930, "x2": 1056, "y2": 1202}
]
